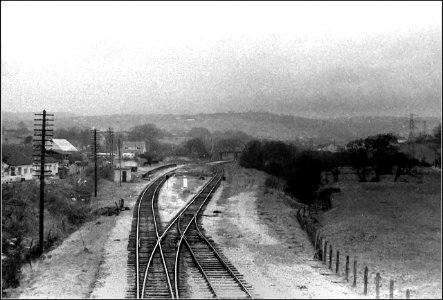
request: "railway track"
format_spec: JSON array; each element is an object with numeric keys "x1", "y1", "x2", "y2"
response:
[
  {"x1": 175, "y1": 170, "x2": 253, "y2": 299},
  {"x1": 127, "y1": 171, "x2": 173, "y2": 298},
  {"x1": 127, "y1": 166, "x2": 253, "y2": 299}
]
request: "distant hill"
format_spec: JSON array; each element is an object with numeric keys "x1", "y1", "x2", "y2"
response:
[
  {"x1": 1, "y1": 111, "x2": 440, "y2": 145},
  {"x1": 1, "y1": 111, "x2": 78, "y2": 129}
]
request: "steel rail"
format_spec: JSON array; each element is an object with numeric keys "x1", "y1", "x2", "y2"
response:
[
  {"x1": 179, "y1": 226, "x2": 218, "y2": 298},
  {"x1": 194, "y1": 216, "x2": 254, "y2": 299},
  {"x1": 140, "y1": 169, "x2": 219, "y2": 298},
  {"x1": 151, "y1": 175, "x2": 175, "y2": 299},
  {"x1": 138, "y1": 174, "x2": 174, "y2": 298},
  {"x1": 135, "y1": 169, "x2": 175, "y2": 298},
  {"x1": 174, "y1": 170, "x2": 222, "y2": 298}
]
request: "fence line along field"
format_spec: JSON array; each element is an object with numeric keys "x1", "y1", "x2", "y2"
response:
[{"x1": 302, "y1": 167, "x2": 441, "y2": 299}]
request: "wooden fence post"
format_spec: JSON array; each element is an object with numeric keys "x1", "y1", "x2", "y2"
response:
[
  {"x1": 314, "y1": 232, "x2": 319, "y2": 250},
  {"x1": 406, "y1": 289, "x2": 410, "y2": 299},
  {"x1": 389, "y1": 280, "x2": 394, "y2": 299},
  {"x1": 375, "y1": 272, "x2": 381, "y2": 299},
  {"x1": 345, "y1": 256, "x2": 349, "y2": 282},
  {"x1": 115, "y1": 201, "x2": 119, "y2": 216},
  {"x1": 323, "y1": 241, "x2": 327, "y2": 264},
  {"x1": 329, "y1": 244, "x2": 333, "y2": 269},
  {"x1": 353, "y1": 260, "x2": 357, "y2": 287},
  {"x1": 336, "y1": 251, "x2": 340, "y2": 274},
  {"x1": 364, "y1": 266, "x2": 368, "y2": 295}
]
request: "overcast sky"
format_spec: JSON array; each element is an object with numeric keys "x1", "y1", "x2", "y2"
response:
[{"x1": 1, "y1": 1, "x2": 442, "y2": 118}]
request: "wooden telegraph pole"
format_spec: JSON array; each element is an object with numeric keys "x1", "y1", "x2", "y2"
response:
[
  {"x1": 33, "y1": 110, "x2": 54, "y2": 254},
  {"x1": 94, "y1": 129, "x2": 98, "y2": 197},
  {"x1": 90, "y1": 128, "x2": 99, "y2": 197},
  {"x1": 118, "y1": 139, "x2": 122, "y2": 187},
  {"x1": 109, "y1": 127, "x2": 114, "y2": 170}
]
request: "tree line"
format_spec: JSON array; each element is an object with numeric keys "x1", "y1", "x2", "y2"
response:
[{"x1": 239, "y1": 131, "x2": 439, "y2": 207}]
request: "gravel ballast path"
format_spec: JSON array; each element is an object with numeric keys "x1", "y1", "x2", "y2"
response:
[{"x1": 200, "y1": 164, "x2": 367, "y2": 299}]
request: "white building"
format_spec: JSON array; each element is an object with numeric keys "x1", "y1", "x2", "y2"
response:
[
  {"x1": 122, "y1": 152, "x2": 136, "y2": 159},
  {"x1": 113, "y1": 167, "x2": 132, "y2": 183},
  {"x1": 122, "y1": 141, "x2": 146, "y2": 155},
  {"x1": 1, "y1": 148, "x2": 59, "y2": 183}
]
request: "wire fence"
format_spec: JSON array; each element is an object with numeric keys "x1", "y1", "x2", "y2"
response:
[{"x1": 296, "y1": 207, "x2": 413, "y2": 299}]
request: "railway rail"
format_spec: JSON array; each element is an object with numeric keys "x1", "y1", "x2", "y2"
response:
[{"x1": 126, "y1": 166, "x2": 253, "y2": 299}]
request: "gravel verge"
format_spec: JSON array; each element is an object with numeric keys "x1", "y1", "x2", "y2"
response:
[{"x1": 200, "y1": 163, "x2": 368, "y2": 299}]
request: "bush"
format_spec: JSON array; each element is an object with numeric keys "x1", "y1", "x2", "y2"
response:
[
  {"x1": 285, "y1": 152, "x2": 323, "y2": 205},
  {"x1": 44, "y1": 190, "x2": 90, "y2": 226},
  {"x1": 264, "y1": 176, "x2": 281, "y2": 190},
  {"x1": 2, "y1": 237, "x2": 23, "y2": 289},
  {"x1": 85, "y1": 166, "x2": 113, "y2": 181},
  {"x1": 53, "y1": 199, "x2": 89, "y2": 225}
]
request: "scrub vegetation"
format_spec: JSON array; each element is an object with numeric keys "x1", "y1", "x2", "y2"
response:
[{"x1": 1, "y1": 165, "x2": 112, "y2": 295}]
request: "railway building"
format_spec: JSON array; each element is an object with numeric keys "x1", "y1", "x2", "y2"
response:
[{"x1": 113, "y1": 167, "x2": 132, "y2": 183}]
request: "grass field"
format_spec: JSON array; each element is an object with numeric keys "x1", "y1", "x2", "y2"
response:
[{"x1": 316, "y1": 167, "x2": 441, "y2": 298}]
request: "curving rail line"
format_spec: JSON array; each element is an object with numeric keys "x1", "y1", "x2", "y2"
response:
[
  {"x1": 175, "y1": 169, "x2": 253, "y2": 299},
  {"x1": 140, "y1": 169, "x2": 222, "y2": 298},
  {"x1": 127, "y1": 170, "x2": 175, "y2": 298},
  {"x1": 128, "y1": 166, "x2": 252, "y2": 299}
]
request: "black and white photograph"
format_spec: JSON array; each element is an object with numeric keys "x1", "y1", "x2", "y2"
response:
[{"x1": 1, "y1": 1, "x2": 442, "y2": 299}]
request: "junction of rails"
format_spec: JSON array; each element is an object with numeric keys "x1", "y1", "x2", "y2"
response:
[{"x1": 126, "y1": 165, "x2": 254, "y2": 299}]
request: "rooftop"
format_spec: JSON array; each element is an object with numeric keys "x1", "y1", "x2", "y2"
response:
[
  {"x1": 122, "y1": 141, "x2": 146, "y2": 146},
  {"x1": 2, "y1": 144, "x2": 58, "y2": 166},
  {"x1": 48, "y1": 139, "x2": 78, "y2": 154}
]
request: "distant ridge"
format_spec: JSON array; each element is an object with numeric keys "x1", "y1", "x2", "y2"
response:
[{"x1": 1, "y1": 111, "x2": 440, "y2": 145}]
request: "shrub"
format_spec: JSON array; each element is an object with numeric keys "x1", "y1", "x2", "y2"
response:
[
  {"x1": 55, "y1": 200, "x2": 89, "y2": 226},
  {"x1": 2, "y1": 237, "x2": 23, "y2": 289},
  {"x1": 45, "y1": 192, "x2": 90, "y2": 226},
  {"x1": 85, "y1": 166, "x2": 113, "y2": 181},
  {"x1": 285, "y1": 152, "x2": 323, "y2": 205},
  {"x1": 264, "y1": 176, "x2": 281, "y2": 190},
  {"x1": 99, "y1": 167, "x2": 113, "y2": 180}
]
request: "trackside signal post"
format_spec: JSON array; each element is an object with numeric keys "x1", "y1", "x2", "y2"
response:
[{"x1": 33, "y1": 110, "x2": 54, "y2": 254}]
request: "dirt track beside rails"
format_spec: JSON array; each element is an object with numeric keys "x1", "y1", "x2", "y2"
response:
[{"x1": 201, "y1": 163, "x2": 367, "y2": 299}]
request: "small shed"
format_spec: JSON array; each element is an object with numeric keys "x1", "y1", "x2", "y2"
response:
[
  {"x1": 114, "y1": 167, "x2": 132, "y2": 183},
  {"x1": 121, "y1": 160, "x2": 138, "y2": 169}
]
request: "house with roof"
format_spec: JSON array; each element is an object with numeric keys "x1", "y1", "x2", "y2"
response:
[
  {"x1": 122, "y1": 141, "x2": 146, "y2": 155},
  {"x1": 2, "y1": 144, "x2": 59, "y2": 183},
  {"x1": 46, "y1": 139, "x2": 79, "y2": 157}
]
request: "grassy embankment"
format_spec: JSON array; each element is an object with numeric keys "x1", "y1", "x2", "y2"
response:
[
  {"x1": 1, "y1": 166, "x2": 120, "y2": 295},
  {"x1": 315, "y1": 167, "x2": 441, "y2": 298},
  {"x1": 223, "y1": 162, "x2": 441, "y2": 298},
  {"x1": 1, "y1": 164, "x2": 165, "y2": 298}
]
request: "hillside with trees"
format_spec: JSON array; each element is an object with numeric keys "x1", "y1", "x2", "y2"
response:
[{"x1": 2, "y1": 111, "x2": 440, "y2": 145}]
